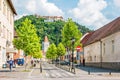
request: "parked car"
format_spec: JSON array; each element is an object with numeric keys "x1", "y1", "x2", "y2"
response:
[
  {"x1": 17, "y1": 58, "x2": 24, "y2": 66},
  {"x1": 59, "y1": 61, "x2": 70, "y2": 65}
]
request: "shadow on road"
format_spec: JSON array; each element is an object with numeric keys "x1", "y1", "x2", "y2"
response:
[
  {"x1": 77, "y1": 66, "x2": 120, "y2": 73},
  {"x1": 0, "y1": 70, "x2": 16, "y2": 72}
]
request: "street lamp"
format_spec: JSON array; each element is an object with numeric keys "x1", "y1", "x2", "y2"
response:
[{"x1": 71, "y1": 38, "x2": 75, "y2": 70}]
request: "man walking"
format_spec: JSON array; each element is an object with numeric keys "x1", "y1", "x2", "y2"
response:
[{"x1": 9, "y1": 58, "x2": 13, "y2": 72}]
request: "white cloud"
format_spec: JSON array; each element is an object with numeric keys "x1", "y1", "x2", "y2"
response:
[
  {"x1": 15, "y1": 14, "x2": 28, "y2": 20},
  {"x1": 113, "y1": 0, "x2": 120, "y2": 7},
  {"x1": 26, "y1": 0, "x2": 36, "y2": 13},
  {"x1": 69, "y1": 0, "x2": 109, "y2": 29},
  {"x1": 26, "y1": 0, "x2": 64, "y2": 16}
]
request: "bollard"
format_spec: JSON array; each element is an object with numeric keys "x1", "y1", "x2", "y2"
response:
[
  {"x1": 109, "y1": 72, "x2": 111, "y2": 75},
  {"x1": 40, "y1": 63, "x2": 42, "y2": 73},
  {"x1": 88, "y1": 70, "x2": 90, "y2": 75}
]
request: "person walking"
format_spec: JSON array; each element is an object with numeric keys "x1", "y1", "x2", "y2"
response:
[{"x1": 9, "y1": 58, "x2": 13, "y2": 72}]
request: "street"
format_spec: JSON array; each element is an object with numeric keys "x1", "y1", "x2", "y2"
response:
[{"x1": 0, "y1": 62, "x2": 120, "y2": 80}]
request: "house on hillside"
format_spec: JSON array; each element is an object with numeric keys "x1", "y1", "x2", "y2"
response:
[{"x1": 81, "y1": 17, "x2": 120, "y2": 70}]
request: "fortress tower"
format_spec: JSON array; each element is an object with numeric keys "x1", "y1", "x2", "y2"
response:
[{"x1": 42, "y1": 36, "x2": 50, "y2": 55}]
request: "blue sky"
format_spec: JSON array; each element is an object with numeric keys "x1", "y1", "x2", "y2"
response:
[{"x1": 12, "y1": 0, "x2": 120, "y2": 30}]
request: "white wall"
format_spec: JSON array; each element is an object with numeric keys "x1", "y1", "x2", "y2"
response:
[
  {"x1": 0, "y1": 0, "x2": 14, "y2": 67},
  {"x1": 84, "y1": 41, "x2": 101, "y2": 63},
  {"x1": 101, "y1": 31, "x2": 120, "y2": 62}
]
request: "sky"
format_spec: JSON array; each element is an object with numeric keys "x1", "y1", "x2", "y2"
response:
[{"x1": 12, "y1": 0, "x2": 120, "y2": 30}]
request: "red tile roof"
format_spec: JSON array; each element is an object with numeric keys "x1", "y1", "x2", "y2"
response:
[
  {"x1": 81, "y1": 17, "x2": 120, "y2": 46},
  {"x1": 81, "y1": 32, "x2": 94, "y2": 45}
]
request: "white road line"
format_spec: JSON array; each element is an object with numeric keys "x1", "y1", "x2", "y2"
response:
[{"x1": 28, "y1": 68, "x2": 34, "y2": 78}]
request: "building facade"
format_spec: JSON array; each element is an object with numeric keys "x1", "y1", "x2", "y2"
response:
[
  {"x1": 42, "y1": 36, "x2": 50, "y2": 61},
  {"x1": 35, "y1": 14, "x2": 63, "y2": 22},
  {"x1": 81, "y1": 17, "x2": 120, "y2": 70},
  {"x1": 0, "y1": 0, "x2": 17, "y2": 68}
]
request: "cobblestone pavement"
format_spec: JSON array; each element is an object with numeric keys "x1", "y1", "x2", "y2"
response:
[{"x1": 0, "y1": 62, "x2": 120, "y2": 80}]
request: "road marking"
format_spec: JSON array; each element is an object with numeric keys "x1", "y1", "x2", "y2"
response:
[{"x1": 28, "y1": 68, "x2": 34, "y2": 78}]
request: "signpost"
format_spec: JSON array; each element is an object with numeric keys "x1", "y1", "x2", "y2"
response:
[{"x1": 76, "y1": 46, "x2": 81, "y2": 66}]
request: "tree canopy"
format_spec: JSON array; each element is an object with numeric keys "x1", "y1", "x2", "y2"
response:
[
  {"x1": 57, "y1": 43, "x2": 66, "y2": 57},
  {"x1": 13, "y1": 18, "x2": 41, "y2": 57},
  {"x1": 61, "y1": 18, "x2": 82, "y2": 49},
  {"x1": 15, "y1": 15, "x2": 92, "y2": 45},
  {"x1": 46, "y1": 43, "x2": 57, "y2": 60}
]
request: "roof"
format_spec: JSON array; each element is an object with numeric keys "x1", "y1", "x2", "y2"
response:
[
  {"x1": 8, "y1": 0, "x2": 17, "y2": 15},
  {"x1": 81, "y1": 17, "x2": 120, "y2": 46},
  {"x1": 81, "y1": 32, "x2": 94, "y2": 45}
]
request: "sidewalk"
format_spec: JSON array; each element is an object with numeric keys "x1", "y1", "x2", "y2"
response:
[{"x1": 55, "y1": 63, "x2": 120, "y2": 77}]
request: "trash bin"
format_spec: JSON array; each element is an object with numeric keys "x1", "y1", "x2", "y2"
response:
[{"x1": 2, "y1": 64, "x2": 7, "y2": 68}]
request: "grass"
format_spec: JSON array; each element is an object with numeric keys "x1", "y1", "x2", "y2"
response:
[{"x1": 22, "y1": 70, "x2": 30, "y2": 72}]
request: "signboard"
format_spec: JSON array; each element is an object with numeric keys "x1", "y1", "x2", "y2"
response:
[
  {"x1": 76, "y1": 46, "x2": 82, "y2": 60},
  {"x1": 76, "y1": 46, "x2": 81, "y2": 52}
]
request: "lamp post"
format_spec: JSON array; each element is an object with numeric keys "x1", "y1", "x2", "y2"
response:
[{"x1": 71, "y1": 38, "x2": 75, "y2": 70}]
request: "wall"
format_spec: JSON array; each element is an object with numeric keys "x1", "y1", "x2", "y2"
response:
[
  {"x1": 84, "y1": 41, "x2": 101, "y2": 63},
  {"x1": 0, "y1": 0, "x2": 14, "y2": 68},
  {"x1": 84, "y1": 31, "x2": 120, "y2": 70}
]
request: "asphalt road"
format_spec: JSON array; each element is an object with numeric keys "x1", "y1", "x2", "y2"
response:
[{"x1": 0, "y1": 62, "x2": 120, "y2": 80}]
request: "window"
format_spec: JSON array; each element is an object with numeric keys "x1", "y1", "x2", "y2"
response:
[
  {"x1": 0, "y1": 0, "x2": 1, "y2": 10},
  {"x1": 88, "y1": 56, "x2": 92, "y2": 61},
  {"x1": 10, "y1": 33, "x2": 12, "y2": 41},
  {"x1": 112, "y1": 40, "x2": 114, "y2": 53},
  {"x1": 10, "y1": 13, "x2": 12, "y2": 24},
  {"x1": 0, "y1": 22, "x2": 1, "y2": 36},
  {"x1": 7, "y1": 8, "x2": 9, "y2": 20},
  {"x1": 3, "y1": 26, "x2": 6, "y2": 38},
  {"x1": 3, "y1": 2, "x2": 5, "y2": 15},
  {"x1": 103, "y1": 43, "x2": 105, "y2": 55},
  {"x1": 7, "y1": 29, "x2": 9, "y2": 40},
  {"x1": 94, "y1": 56, "x2": 96, "y2": 61}
]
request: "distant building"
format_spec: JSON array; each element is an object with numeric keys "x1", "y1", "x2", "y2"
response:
[
  {"x1": 81, "y1": 17, "x2": 120, "y2": 70},
  {"x1": 42, "y1": 36, "x2": 50, "y2": 55},
  {"x1": 0, "y1": 0, "x2": 17, "y2": 68},
  {"x1": 35, "y1": 14, "x2": 63, "y2": 22},
  {"x1": 13, "y1": 31, "x2": 24, "y2": 60}
]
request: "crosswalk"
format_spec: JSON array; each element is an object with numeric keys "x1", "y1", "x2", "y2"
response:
[
  {"x1": 29, "y1": 62, "x2": 120, "y2": 80},
  {"x1": 42, "y1": 62, "x2": 75, "y2": 78},
  {"x1": 44, "y1": 70, "x2": 75, "y2": 78}
]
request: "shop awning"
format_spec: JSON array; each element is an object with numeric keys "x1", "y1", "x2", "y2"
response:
[{"x1": 6, "y1": 48, "x2": 17, "y2": 53}]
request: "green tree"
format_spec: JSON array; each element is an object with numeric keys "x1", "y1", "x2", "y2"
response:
[
  {"x1": 62, "y1": 18, "x2": 82, "y2": 50},
  {"x1": 15, "y1": 15, "x2": 91, "y2": 45},
  {"x1": 57, "y1": 43, "x2": 66, "y2": 57},
  {"x1": 13, "y1": 18, "x2": 41, "y2": 56},
  {"x1": 33, "y1": 51, "x2": 42, "y2": 59},
  {"x1": 46, "y1": 43, "x2": 57, "y2": 60}
]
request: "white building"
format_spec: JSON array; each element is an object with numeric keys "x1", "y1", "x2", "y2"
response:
[
  {"x1": 81, "y1": 17, "x2": 120, "y2": 70},
  {"x1": 42, "y1": 36, "x2": 50, "y2": 54},
  {"x1": 0, "y1": 0, "x2": 17, "y2": 68}
]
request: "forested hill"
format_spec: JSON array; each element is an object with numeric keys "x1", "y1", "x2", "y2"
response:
[{"x1": 14, "y1": 15, "x2": 92, "y2": 44}]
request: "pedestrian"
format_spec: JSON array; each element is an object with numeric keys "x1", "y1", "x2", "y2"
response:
[
  {"x1": 31, "y1": 60, "x2": 33, "y2": 67},
  {"x1": 83, "y1": 58, "x2": 85, "y2": 67},
  {"x1": 9, "y1": 58, "x2": 13, "y2": 72}
]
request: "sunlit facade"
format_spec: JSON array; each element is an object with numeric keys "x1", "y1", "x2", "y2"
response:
[{"x1": 0, "y1": 0, "x2": 17, "y2": 68}]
